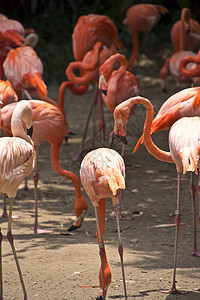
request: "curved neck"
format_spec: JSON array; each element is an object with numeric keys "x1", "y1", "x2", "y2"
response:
[
  {"x1": 66, "y1": 41, "x2": 103, "y2": 85},
  {"x1": 50, "y1": 143, "x2": 83, "y2": 198},
  {"x1": 179, "y1": 51, "x2": 200, "y2": 77},
  {"x1": 106, "y1": 55, "x2": 128, "y2": 111},
  {"x1": 120, "y1": 97, "x2": 173, "y2": 163}
]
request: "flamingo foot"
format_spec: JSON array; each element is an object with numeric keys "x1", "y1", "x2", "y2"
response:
[
  {"x1": 34, "y1": 227, "x2": 53, "y2": 234},
  {"x1": 192, "y1": 249, "x2": 200, "y2": 257},
  {"x1": 118, "y1": 213, "x2": 132, "y2": 220},
  {"x1": 161, "y1": 287, "x2": 187, "y2": 294},
  {"x1": 1, "y1": 211, "x2": 19, "y2": 219},
  {"x1": 1, "y1": 211, "x2": 8, "y2": 218},
  {"x1": 96, "y1": 296, "x2": 103, "y2": 300},
  {"x1": 68, "y1": 210, "x2": 87, "y2": 232}
]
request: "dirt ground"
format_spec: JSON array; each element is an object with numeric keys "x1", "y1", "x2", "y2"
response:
[{"x1": 1, "y1": 55, "x2": 200, "y2": 300}]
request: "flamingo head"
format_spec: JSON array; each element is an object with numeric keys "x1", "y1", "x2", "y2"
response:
[{"x1": 113, "y1": 106, "x2": 128, "y2": 144}]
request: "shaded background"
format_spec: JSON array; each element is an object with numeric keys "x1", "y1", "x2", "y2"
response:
[{"x1": 0, "y1": 0, "x2": 200, "y2": 84}]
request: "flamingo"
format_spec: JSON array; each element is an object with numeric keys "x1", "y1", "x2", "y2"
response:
[
  {"x1": 0, "y1": 100, "x2": 35, "y2": 299},
  {"x1": 0, "y1": 18, "x2": 26, "y2": 80},
  {"x1": 72, "y1": 14, "x2": 123, "y2": 62},
  {"x1": 99, "y1": 53, "x2": 140, "y2": 113},
  {"x1": 123, "y1": 3, "x2": 169, "y2": 70},
  {"x1": 171, "y1": 8, "x2": 200, "y2": 53},
  {"x1": 134, "y1": 86, "x2": 200, "y2": 151},
  {"x1": 1, "y1": 99, "x2": 88, "y2": 233},
  {"x1": 159, "y1": 8, "x2": 200, "y2": 91},
  {"x1": 67, "y1": 13, "x2": 124, "y2": 158},
  {"x1": 114, "y1": 95, "x2": 200, "y2": 294},
  {"x1": 3, "y1": 46, "x2": 48, "y2": 101},
  {"x1": 80, "y1": 147, "x2": 127, "y2": 300},
  {"x1": 98, "y1": 53, "x2": 140, "y2": 219}
]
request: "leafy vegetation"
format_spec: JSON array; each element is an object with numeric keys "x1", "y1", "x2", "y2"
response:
[{"x1": 0, "y1": 0, "x2": 199, "y2": 84}]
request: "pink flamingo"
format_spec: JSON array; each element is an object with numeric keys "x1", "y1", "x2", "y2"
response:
[
  {"x1": 3, "y1": 46, "x2": 48, "y2": 101},
  {"x1": 171, "y1": 8, "x2": 200, "y2": 53},
  {"x1": 80, "y1": 147, "x2": 127, "y2": 299},
  {"x1": 159, "y1": 8, "x2": 200, "y2": 91},
  {"x1": 0, "y1": 100, "x2": 35, "y2": 299},
  {"x1": 114, "y1": 95, "x2": 200, "y2": 293},
  {"x1": 1, "y1": 99, "x2": 88, "y2": 234},
  {"x1": 123, "y1": 3, "x2": 169, "y2": 70},
  {"x1": 0, "y1": 18, "x2": 26, "y2": 79}
]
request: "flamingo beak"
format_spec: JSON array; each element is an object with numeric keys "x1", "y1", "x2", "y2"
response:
[
  {"x1": 114, "y1": 117, "x2": 128, "y2": 144},
  {"x1": 99, "y1": 72, "x2": 107, "y2": 96}
]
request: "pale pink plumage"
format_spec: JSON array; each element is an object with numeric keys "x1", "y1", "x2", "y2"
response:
[
  {"x1": 0, "y1": 100, "x2": 35, "y2": 300},
  {"x1": 80, "y1": 147, "x2": 127, "y2": 299}
]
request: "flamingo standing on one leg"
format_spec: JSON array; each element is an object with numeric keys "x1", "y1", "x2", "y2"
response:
[
  {"x1": 0, "y1": 99, "x2": 88, "y2": 233},
  {"x1": 123, "y1": 3, "x2": 169, "y2": 70},
  {"x1": 0, "y1": 100, "x2": 35, "y2": 299},
  {"x1": 80, "y1": 147, "x2": 127, "y2": 300},
  {"x1": 171, "y1": 8, "x2": 200, "y2": 53},
  {"x1": 114, "y1": 95, "x2": 200, "y2": 293}
]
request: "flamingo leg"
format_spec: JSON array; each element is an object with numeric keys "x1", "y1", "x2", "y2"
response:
[
  {"x1": 1, "y1": 194, "x2": 19, "y2": 219},
  {"x1": 0, "y1": 228, "x2": 3, "y2": 300},
  {"x1": 115, "y1": 204, "x2": 127, "y2": 299},
  {"x1": 7, "y1": 197, "x2": 28, "y2": 300},
  {"x1": 94, "y1": 205, "x2": 105, "y2": 300},
  {"x1": 162, "y1": 172, "x2": 186, "y2": 294},
  {"x1": 33, "y1": 146, "x2": 52, "y2": 234},
  {"x1": 1, "y1": 194, "x2": 8, "y2": 218},
  {"x1": 190, "y1": 173, "x2": 200, "y2": 256},
  {"x1": 198, "y1": 172, "x2": 200, "y2": 226}
]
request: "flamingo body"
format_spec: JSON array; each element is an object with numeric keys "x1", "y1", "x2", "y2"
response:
[
  {"x1": 3, "y1": 46, "x2": 47, "y2": 99},
  {"x1": 169, "y1": 116, "x2": 200, "y2": 174},
  {"x1": 134, "y1": 87, "x2": 200, "y2": 151},
  {"x1": 171, "y1": 8, "x2": 200, "y2": 52},
  {"x1": 123, "y1": 4, "x2": 168, "y2": 69},
  {"x1": 72, "y1": 14, "x2": 123, "y2": 62}
]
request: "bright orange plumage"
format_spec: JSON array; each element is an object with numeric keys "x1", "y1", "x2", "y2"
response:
[
  {"x1": 3, "y1": 46, "x2": 47, "y2": 99},
  {"x1": 72, "y1": 14, "x2": 123, "y2": 62},
  {"x1": 99, "y1": 53, "x2": 140, "y2": 112}
]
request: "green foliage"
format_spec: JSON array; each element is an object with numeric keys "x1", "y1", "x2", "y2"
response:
[{"x1": 1, "y1": 0, "x2": 200, "y2": 85}]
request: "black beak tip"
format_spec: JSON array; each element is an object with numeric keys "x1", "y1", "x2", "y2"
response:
[
  {"x1": 27, "y1": 126, "x2": 33, "y2": 137},
  {"x1": 99, "y1": 87, "x2": 107, "y2": 96}
]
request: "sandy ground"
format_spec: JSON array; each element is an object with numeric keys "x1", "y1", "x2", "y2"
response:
[{"x1": 1, "y1": 55, "x2": 200, "y2": 300}]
